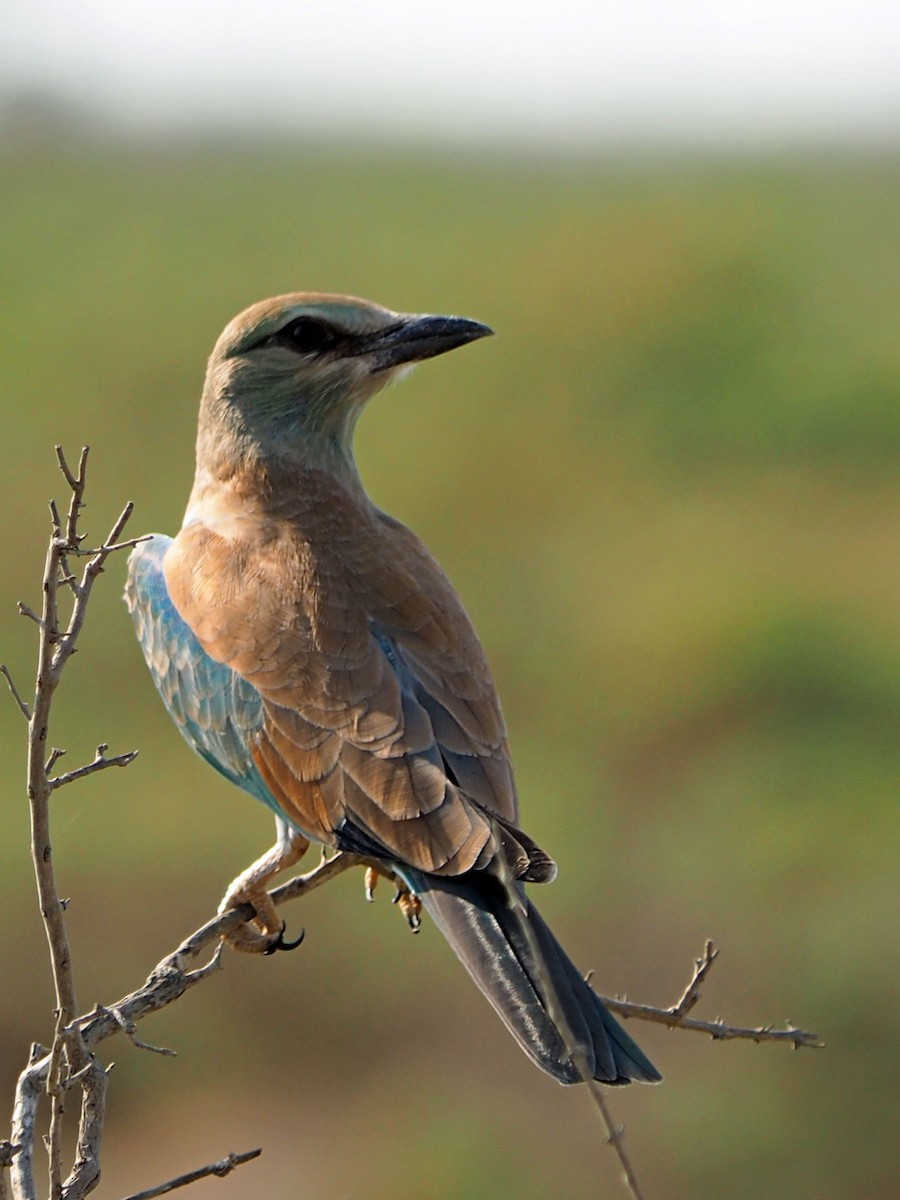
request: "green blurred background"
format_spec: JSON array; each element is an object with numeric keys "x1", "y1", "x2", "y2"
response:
[{"x1": 1, "y1": 143, "x2": 898, "y2": 1199}]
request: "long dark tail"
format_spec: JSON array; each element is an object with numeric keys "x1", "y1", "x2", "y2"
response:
[{"x1": 405, "y1": 868, "x2": 661, "y2": 1086}]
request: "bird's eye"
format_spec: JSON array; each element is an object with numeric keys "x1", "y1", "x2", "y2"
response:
[{"x1": 273, "y1": 317, "x2": 340, "y2": 355}]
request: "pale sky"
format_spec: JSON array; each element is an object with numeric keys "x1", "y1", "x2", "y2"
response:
[{"x1": 3, "y1": 0, "x2": 900, "y2": 145}]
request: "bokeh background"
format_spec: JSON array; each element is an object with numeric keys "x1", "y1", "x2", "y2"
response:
[{"x1": 1, "y1": 4, "x2": 899, "y2": 1198}]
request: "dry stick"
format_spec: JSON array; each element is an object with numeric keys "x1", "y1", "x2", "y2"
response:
[
  {"x1": 70, "y1": 853, "x2": 367, "y2": 1054},
  {"x1": 114, "y1": 1149, "x2": 262, "y2": 1200},
  {"x1": 597, "y1": 940, "x2": 824, "y2": 1050},
  {"x1": 25, "y1": 456, "x2": 92, "y2": 1200},
  {"x1": 1, "y1": 1142, "x2": 22, "y2": 1200},
  {"x1": 8, "y1": 854, "x2": 368, "y2": 1197},
  {"x1": 9, "y1": 1044, "x2": 47, "y2": 1200},
  {"x1": 0, "y1": 665, "x2": 32, "y2": 721},
  {"x1": 6, "y1": 446, "x2": 143, "y2": 1200},
  {"x1": 602, "y1": 996, "x2": 824, "y2": 1048}
]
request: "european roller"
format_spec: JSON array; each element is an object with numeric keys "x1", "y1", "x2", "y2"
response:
[{"x1": 125, "y1": 293, "x2": 661, "y2": 1087}]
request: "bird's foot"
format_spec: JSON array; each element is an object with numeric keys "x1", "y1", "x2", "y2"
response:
[
  {"x1": 394, "y1": 885, "x2": 422, "y2": 932},
  {"x1": 218, "y1": 830, "x2": 310, "y2": 954},
  {"x1": 362, "y1": 865, "x2": 422, "y2": 932}
]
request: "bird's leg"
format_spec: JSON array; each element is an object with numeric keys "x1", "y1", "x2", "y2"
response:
[
  {"x1": 394, "y1": 885, "x2": 422, "y2": 932},
  {"x1": 364, "y1": 865, "x2": 380, "y2": 902},
  {"x1": 363, "y1": 865, "x2": 421, "y2": 932},
  {"x1": 218, "y1": 817, "x2": 310, "y2": 954}
]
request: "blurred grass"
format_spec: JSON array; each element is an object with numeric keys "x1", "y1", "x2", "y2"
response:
[{"x1": 1, "y1": 142, "x2": 898, "y2": 1199}]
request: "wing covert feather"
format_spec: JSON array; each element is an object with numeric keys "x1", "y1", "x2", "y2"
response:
[{"x1": 154, "y1": 473, "x2": 551, "y2": 878}]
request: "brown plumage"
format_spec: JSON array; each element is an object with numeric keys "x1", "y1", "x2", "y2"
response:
[
  {"x1": 127, "y1": 292, "x2": 661, "y2": 1086},
  {"x1": 165, "y1": 460, "x2": 517, "y2": 876}
]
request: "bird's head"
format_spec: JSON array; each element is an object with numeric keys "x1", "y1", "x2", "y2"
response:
[{"x1": 198, "y1": 292, "x2": 492, "y2": 481}]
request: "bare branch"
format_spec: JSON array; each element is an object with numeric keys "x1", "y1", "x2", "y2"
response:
[
  {"x1": 49, "y1": 745, "x2": 139, "y2": 791},
  {"x1": 670, "y1": 939, "x2": 718, "y2": 1018},
  {"x1": 93, "y1": 1006, "x2": 177, "y2": 1059},
  {"x1": 98, "y1": 502, "x2": 136, "y2": 556},
  {"x1": 8, "y1": 447, "x2": 144, "y2": 1200},
  {"x1": 10, "y1": 1042, "x2": 48, "y2": 1200},
  {"x1": 56, "y1": 444, "x2": 89, "y2": 549},
  {"x1": 115, "y1": 1149, "x2": 262, "y2": 1200},
  {"x1": 597, "y1": 941, "x2": 824, "y2": 1050},
  {"x1": 92, "y1": 534, "x2": 152, "y2": 556},
  {"x1": 45, "y1": 747, "x2": 67, "y2": 774},
  {"x1": 62, "y1": 1061, "x2": 109, "y2": 1200},
  {"x1": 0, "y1": 664, "x2": 32, "y2": 720},
  {"x1": 0, "y1": 1142, "x2": 20, "y2": 1200},
  {"x1": 68, "y1": 853, "x2": 368, "y2": 1056},
  {"x1": 57, "y1": 560, "x2": 78, "y2": 592},
  {"x1": 16, "y1": 602, "x2": 44, "y2": 628},
  {"x1": 55, "y1": 444, "x2": 85, "y2": 497},
  {"x1": 602, "y1": 997, "x2": 824, "y2": 1049},
  {"x1": 49, "y1": 498, "x2": 63, "y2": 538}
]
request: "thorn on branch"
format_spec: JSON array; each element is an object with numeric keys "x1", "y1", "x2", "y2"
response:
[
  {"x1": 46, "y1": 747, "x2": 67, "y2": 774},
  {"x1": 0, "y1": 664, "x2": 32, "y2": 720}
]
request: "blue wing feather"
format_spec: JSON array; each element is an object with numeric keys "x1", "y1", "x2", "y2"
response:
[{"x1": 124, "y1": 534, "x2": 279, "y2": 812}]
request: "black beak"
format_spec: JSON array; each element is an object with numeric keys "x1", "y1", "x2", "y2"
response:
[{"x1": 366, "y1": 315, "x2": 493, "y2": 372}]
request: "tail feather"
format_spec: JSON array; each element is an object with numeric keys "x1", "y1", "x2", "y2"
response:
[{"x1": 406, "y1": 868, "x2": 661, "y2": 1086}]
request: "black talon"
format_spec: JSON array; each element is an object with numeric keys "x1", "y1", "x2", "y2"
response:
[{"x1": 263, "y1": 926, "x2": 306, "y2": 955}]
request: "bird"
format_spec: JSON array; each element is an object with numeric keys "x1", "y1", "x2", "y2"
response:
[{"x1": 124, "y1": 292, "x2": 661, "y2": 1087}]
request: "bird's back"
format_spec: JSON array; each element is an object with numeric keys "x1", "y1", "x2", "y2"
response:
[{"x1": 162, "y1": 463, "x2": 542, "y2": 874}]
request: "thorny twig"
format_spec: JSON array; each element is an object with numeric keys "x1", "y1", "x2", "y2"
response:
[
  {"x1": 2, "y1": 446, "x2": 208, "y2": 1200},
  {"x1": 597, "y1": 940, "x2": 824, "y2": 1050},
  {"x1": 9, "y1": 854, "x2": 365, "y2": 1197},
  {"x1": 48, "y1": 743, "x2": 139, "y2": 791},
  {"x1": 115, "y1": 1149, "x2": 262, "y2": 1200},
  {"x1": 9, "y1": 445, "x2": 141, "y2": 1200}
]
